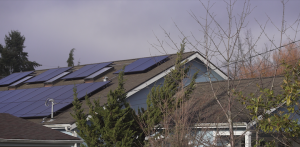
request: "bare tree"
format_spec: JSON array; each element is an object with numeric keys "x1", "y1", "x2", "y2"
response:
[{"x1": 148, "y1": 0, "x2": 300, "y2": 146}]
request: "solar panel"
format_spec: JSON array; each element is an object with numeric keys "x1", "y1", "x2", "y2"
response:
[
  {"x1": 62, "y1": 62, "x2": 112, "y2": 80},
  {"x1": 85, "y1": 67, "x2": 112, "y2": 80},
  {"x1": 77, "y1": 81, "x2": 110, "y2": 98},
  {"x1": 55, "y1": 83, "x2": 93, "y2": 100},
  {"x1": 114, "y1": 55, "x2": 168, "y2": 74},
  {"x1": 27, "y1": 86, "x2": 62, "y2": 102},
  {"x1": 15, "y1": 101, "x2": 45, "y2": 117},
  {"x1": 45, "y1": 72, "x2": 70, "y2": 83},
  {"x1": 33, "y1": 82, "x2": 110, "y2": 117},
  {"x1": 0, "y1": 102, "x2": 20, "y2": 112},
  {"x1": 130, "y1": 55, "x2": 169, "y2": 72},
  {"x1": 3, "y1": 88, "x2": 39, "y2": 103},
  {"x1": 0, "y1": 71, "x2": 33, "y2": 86},
  {"x1": 26, "y1": 67, "x2": 71, "y2": 83},
  {"x1": 9, "y1": 76, "x2": 33, "y2": 87},
  {"x1": 5, "y1": 101, "x2": 33, "y2": 114},
  {"x1": 0, "y1": 81, "x2": 110, "y2": 118},
  {"x1": 0, "y1": 90, "x2": 15, "y2": 102},
  {"x1": 0, "y1": 73, "x2": 19, "y2": 84},
  {"x1": 74, "y1": 62, "x2": 112, "y2": 78},
  {"x1": 1, "y1": 89, "x2": 26, "y2": 103}
]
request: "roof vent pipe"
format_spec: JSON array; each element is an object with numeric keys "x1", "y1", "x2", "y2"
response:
[
  {"x1": 103, "y1": 76, "x2": 108, "y2": 82},
  {"x1": 45, "y1": 98, "x2": 56, "y2": 119}
]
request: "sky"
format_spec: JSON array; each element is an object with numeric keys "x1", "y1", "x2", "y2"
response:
[{"x1": 0, "y1": 0, "x2": 300, "y2": 70}]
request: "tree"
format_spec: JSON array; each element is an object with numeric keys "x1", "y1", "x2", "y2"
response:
[
  {"x1": 67, "y1": 48, "x2": 75, "y2": 67},
  {"x1": 138, "y1": 40, "x2": 198, "y2": 146},
  {"x1": 150, "y1": 0, "x2": 300, "y2": 146},
  {"x1": 237, "y1": 42, "x2": 300, "y2": 79},
  {"x1": 71, "y1": 69, "x2": 144, "y2": 147},
  {"x1": 236, "y1": 60, "x2": 300, "y2": 146},
  {"x1": 0, "y1": 30, "x2": 41, "y2": 76}
]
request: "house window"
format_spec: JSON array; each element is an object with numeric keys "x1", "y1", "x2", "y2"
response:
[{"x1": 215, "y1": 136, "x2": 244, "y2": 147}]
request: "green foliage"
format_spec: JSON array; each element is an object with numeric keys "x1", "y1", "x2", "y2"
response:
[
  {"x1": 71, "y1": 70, "x2": 144, "y2": 147},
  {"x1": 67, "y1": 48, "x2": 75, "y2": 67},
  {"x1": 139, "y1": 39, "x2": 198, "y2": 140},
  {"x1": 236, "y1": 61, "x2": 300, "y2": 145},
  {"x1": 0, "y1": 30, "x2": 41, "y2": 76}
]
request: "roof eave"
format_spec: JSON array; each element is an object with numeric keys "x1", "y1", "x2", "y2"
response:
[{"x1": 0, "y1": 138, "x2": 83, "y2": 144}]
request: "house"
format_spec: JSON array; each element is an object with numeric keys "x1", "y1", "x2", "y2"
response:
[
  {"x1": 0, "y1": 113, "x2": 82, "y2": 147},
  {"x1": 1, "y1": 50, "x2": 298, "y2": 146},
  {"x1": 0, "y1": 51, "x2": 246, "y2": 146}
]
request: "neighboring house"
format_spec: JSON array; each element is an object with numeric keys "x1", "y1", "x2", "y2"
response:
[
  {"x1": 0, "y1": 51, "x2": 229, "y2": 146},
  {"x1": 0, "y1": 113, "x2": 82, "y2": 147},
  {"x1": 191, "y1": 76, "x2": 300, "y2": 147}
]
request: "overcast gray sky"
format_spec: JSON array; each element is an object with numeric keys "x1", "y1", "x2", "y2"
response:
[{"x1": 1, "y1": 0, "x2": 300, "y2": 70}]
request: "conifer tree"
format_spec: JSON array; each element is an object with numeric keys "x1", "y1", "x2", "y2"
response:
[
  {"x1": 71, "y1": 69, "x2": 144, "y2": 147},
  {"x1": 0, "y1": 30, "x2": 41, "y2": 76},
  {"x1": 67, "y1": 48, "x2": 75, "y2": 67},
  {"x1": 139, "y1": 39, "x2": 198, "y2": 142}
]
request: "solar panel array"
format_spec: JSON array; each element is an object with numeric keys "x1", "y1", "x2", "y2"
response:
[
  {"x1": 114, "y1": 55, "x2": 169, "y2": 74},
  {"x1": 45, "y1": 72, "x2": 70, "y2": 83},
  {"x1": 26, "y1": 67, "x2": 72, "y2": 83},
  {"x1": 85, "y1": 67, "x2": 112, "y2": 80},
  {"x1": 62, "y1": 62, "x2": 112, "y2": 80},
  {"x1": 9, "y1": 76, "x2": 33, "y2": 87},
  {"x1": 0, "y1": 81, "x2": 110, "y2": 118},
  {"x1": 0, "y1": 71, "x2": 34, "y2": 86}
]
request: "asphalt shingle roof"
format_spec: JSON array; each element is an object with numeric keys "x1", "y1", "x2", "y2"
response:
[
  {"x1": 0, "y1": 113, "x2": 81, "y2": 140},
  {"x1": 0, "y1": 52, "x2": 197, "y2": 125},
  {"x1": 189, "y1": 76, "x2": 284, "y2": 123}
]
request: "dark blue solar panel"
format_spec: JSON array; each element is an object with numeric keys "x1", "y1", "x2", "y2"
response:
[
  {"x1": 45, "y1": 85, "x2": 74, "y2": 100},
  {"x1": 56, "y1": 83, "x2": 93, "y2": 100},
  {"x1": 63, "y1": 62, "x2": 112, "y2": 80},
  {"x1": 130, "y1": 55, "x2": 168, "y2": 72},
  {"x1": 0, "y1": 102, "x2": 20, "y2": 112},
  {"x1": 0, "y1": 82, "x2": 110, "y2": 117},
  {"x1": 35, "y1": 99, "x2": 71, "y2": 117},
  {"x1": 0, "y1": 73, "x2": 20, "y2": 84},
  {"x1": 0, "y1": 90, "x2": 15, "y2": 102},
  {"x1": 15, "y1": 101, "x2": 46, "y2": 117},
  {"x1": 32, "y1": 82, "x2": 110, "y2": 117},
  {"x1": 114, "y1": 58, "x2": 150, "y2": 74},
  {"x1": 74, "y1": 62, "x2": 112, "y2": 78},
  {"x1": 26, "y1": 67, "x2": 71, "y2": 83},
  {"x1": 77, "y1": 81, "x2": 110, "y2": 98},
  {"x1": 25, "y1": 99, "x2": 66, "y2": 117},
  {"x1": 38, "y1": 67, "x2": 71, "y2": 82},
  {"x1": 62, "y1": 64, "x2": 95, "y2": 79},
  {"x1": 27, "y1": 86, "x2": 62, "y2": 102},
  {"x1": 0, "y1": 71, "x2": 33, "y2": 86},
  {"x1": 3, "y1": 88, "x2": 39, "y2": 103},
  {"x1": 5, "y1": 101, "x2": 33, "y2": 114},
  {"x1": 1, "y1": 89, "x2": 26, "y2": 103},
  {"x1": 18, "y1": 87, "x2": 50, "y2": 102}
]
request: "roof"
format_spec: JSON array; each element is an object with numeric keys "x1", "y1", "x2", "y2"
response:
[
  {"x1": 189, "y1": 76, "x2": 284, "y2": 124},
  {"x1": 0, "y1": 113, "x2": 82, "y2": 141},
  {"x1": 1, "y1": 51, "x2": 213, "y2": 125}
]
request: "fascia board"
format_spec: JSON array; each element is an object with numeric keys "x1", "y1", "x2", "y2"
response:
[
  {"x1": 126, "y1": 52, "x2": 228, "y2": 98},
  {"x1": 0, "y1": 138, "x2": 83, "y2": 144}
]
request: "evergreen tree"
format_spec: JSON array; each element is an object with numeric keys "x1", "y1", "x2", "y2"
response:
[
  {"x1": 139, "y1": 39, "x2": 198, "y2": 142},
  {"x1": 71, "y1": 69, "x2": 144, "y2": 147},
  {"x1": 67, "y1": 48, "x2": 75, "y2": 67},
  {"x1": 0, "y1": 30, "x2": 41, "y2": 76}
]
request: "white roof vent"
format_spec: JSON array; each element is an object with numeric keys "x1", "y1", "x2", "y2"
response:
[{"x1": 103, "y1": 76, "x2": 108, "y2": 82}]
